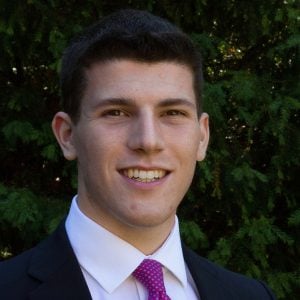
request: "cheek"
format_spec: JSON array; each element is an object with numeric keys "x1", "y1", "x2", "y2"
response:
[
  {"x1": 78, "y1": 132, "x2": 125, "y2": 173},
  {"x1": 174, "y1": 130, "x2": 201, "y2": 158},
  {"x1": 76, "y1": 127, "x2": 109, "y2": 152}
]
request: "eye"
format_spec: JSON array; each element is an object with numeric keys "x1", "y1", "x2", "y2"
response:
[
  {"x1": 164, "y1": 110, "x2": 186, "y2": 116},
  {"x1": 102, "y1": 109, "x2": 127, "y2": 117}
]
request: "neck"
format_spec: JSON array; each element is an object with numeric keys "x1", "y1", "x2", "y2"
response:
[
  {"x1": 108, "y1": 219, "x2": 175, "y2": 255},
  {"x1": 77, "y1": 194, "x2": 176, "y2": 255}
]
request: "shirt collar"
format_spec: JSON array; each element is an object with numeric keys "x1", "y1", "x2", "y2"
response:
[{"x1": 65, "y1": 195, "x2": 187, "y2": 293}]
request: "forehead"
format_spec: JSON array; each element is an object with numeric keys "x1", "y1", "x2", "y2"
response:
[{"x1": 83, "y1": 59, "x2": 196, "y2": 107}]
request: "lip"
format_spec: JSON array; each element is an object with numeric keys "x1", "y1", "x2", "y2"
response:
[
  {"x1": 118, "y1": 165, "x2": 172, "y2": 174},
  {"x1": 118, "y1": 165, "x2": 171, "y2": 189},
  {"x1": 119, "y1": 164, "x2": 171, "y2": 170}
]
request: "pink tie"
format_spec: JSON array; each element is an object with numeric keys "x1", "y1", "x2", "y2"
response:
[{"x1": 133, "y1": 259, "x2": 171, "y2": 300}]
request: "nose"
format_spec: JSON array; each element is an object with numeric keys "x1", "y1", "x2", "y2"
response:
[{"x1": 127, "y1": 112, "x2": 164, "y2": 154}]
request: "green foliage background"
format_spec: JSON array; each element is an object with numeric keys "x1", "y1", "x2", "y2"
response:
[{"x1": 0, "y1": 1, "x2": 299, "y2": 298}]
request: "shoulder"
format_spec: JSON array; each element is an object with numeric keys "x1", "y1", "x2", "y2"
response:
[
  {"x1": 0, "y1": 247, "x2": 40, "y2": 299},
  {"x1": 0, "y1": 220, "x2": 70, "y2": 299},
  {"x1": 0, "y1": 222, "x2": 63, "y2": 284},
  {"x1": 0, "y1": 248, "x2": 34, "y2": 281},
  {"x1": 183, "y1": 246, "x2": 276, "y2": 299}
]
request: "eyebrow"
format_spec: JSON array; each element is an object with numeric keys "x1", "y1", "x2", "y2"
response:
[
  {"x1": 157, "y1": 98, "x2": 196, "y2": 109},
  {"x1": 92, "y1": 97, "x2": 196, "y2": 109},
  {"x1": 92, "y1": 98, "x2": 133, "y2": 109}
]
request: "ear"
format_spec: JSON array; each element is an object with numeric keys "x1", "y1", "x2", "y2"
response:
[
  {"x1": 196, "y1": 112, "x2": 210, "y2": 161},
  {"x1": 52, "y1": 112, "x2": 77, "y2": 160}
]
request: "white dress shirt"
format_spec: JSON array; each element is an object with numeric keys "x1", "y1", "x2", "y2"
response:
[{"x1": 65, "y1": 196, "x2": 199, "y2": 300}]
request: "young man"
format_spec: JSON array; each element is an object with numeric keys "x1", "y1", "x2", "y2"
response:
[{"x1": 0, "y1": 9, "x2": 275, "y2": 300}]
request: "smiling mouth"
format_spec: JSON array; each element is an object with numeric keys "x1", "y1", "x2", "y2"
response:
[{"x1": 122, "y1": 168, "x2": 168, "y2": 183}]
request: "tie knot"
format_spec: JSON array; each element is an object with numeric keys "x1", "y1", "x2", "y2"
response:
[{"x1": 133, "y1": 259, "x2": 167, "y2": 295}]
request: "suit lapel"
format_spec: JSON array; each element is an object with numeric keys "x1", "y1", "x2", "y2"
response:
[
  {"x1": 24, "y1": 220, "x2": 242, "y2": 300},
  {"x1": 183, "y1": 245, "x2": 236, "y2": 300},
  {"x1": 27, "y1": 221, "x2": 92, "y2": 300}
]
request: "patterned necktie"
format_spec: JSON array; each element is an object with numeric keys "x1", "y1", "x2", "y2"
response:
[{"x1": 133, "y1": 259, "x2": 171, "y2": 300}]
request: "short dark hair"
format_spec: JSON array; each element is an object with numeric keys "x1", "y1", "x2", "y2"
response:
[{"x1": 60, "y1": 9, "x2": 203, "y2": 123}]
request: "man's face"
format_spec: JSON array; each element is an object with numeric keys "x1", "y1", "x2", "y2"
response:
[{"x1": 57, "y1": 59, "x2": 209, "y2": 235}]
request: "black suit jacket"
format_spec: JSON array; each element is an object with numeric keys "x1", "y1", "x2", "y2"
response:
[{"x1": 0, "y1": 221, "x2": 276, "y2": 300}]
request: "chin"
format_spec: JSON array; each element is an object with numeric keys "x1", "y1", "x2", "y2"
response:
[{"x1": 121, "y1": 211, "x2": 175, "y2": 229}]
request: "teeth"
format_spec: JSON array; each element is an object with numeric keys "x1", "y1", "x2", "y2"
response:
[
  {"x1": 123, "y1": 168, "x2": 166, "y2": 182},
  {"x1": 134, "y1": 169, "x2": 139, "y2": 178},
  {"x1": 140, "y1": 170, "x2": 146, "y2": 179},
  {"x1": 128, "y1": 169, "x2": 134, "y2": 178}
]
